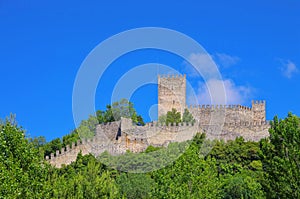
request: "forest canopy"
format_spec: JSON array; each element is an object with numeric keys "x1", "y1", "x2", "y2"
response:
[{"x1": 1, "y1": 112, "x2": 300, "y2": 198}]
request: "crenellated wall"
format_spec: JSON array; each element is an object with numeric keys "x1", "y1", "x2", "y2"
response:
[
  {"x1": 47, "y1": 117, "x2": 269, "y2": 168},
  {"x1": 47, "y1": 74, "x2": 269, "y2": 167},
  {"x1": 158, "y1": 74, "x2": 266, "y2": 125},
  {"x1": 188, "y1": 102, "x2": 266, "y2": 125},
  {"x1": 46, "y1": 139, "x2": 91, "y2": 168}
]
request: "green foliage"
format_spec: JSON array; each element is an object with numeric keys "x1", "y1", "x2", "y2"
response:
[
  {"x1": 182, "y1": 108, "x2": 195, "y2": 124},
  {"x1": 37, "y1": 132, "x2": 80, "y2": 158},
  {"x1": 145, "y1": 145, "x2": 161, "y2": 153},
  {"x1": 111, "y1": 99, "x2": 137, "y2": 122},
  {"x1": 0, "y1": 117, "x2": 49, "y2": 198},
  {"x1": 159, "y1": 108, "x2": 183, "y2": 125},
  {"x1": 161, "y1": 108, "x2": 195, "y2": 125},
  {"x1": 151, "y1": 134, "x2": 223, "y2": 198},
  {"x1": 116, "y1": 173, "x2": 154, "y2": 199},
  {"x1": 209, "y1": 137, "x2": 261, "y2": 175},
  {"x1": 98, "y1": 141, "x2": 189, "y2": 173},
  {"x1": 136, "y1": 115, "x2": 145, "y2": 126},
  {"x1": 166, "y1": 108, "x2": 181, "y2": 125},
  {"x1": 28, "y1": 136, "x2": 47, "y2": 158},
  {"x1": 77, "y1": 115, "x2": 98, "y2": 139},
  {"x1": 158, "y1": 114, "x2": 167, "y2": 124},
  {"x1": 47, "y1": 156, "x2": 119, "y2": 198},
  {"x1": 29, "y1": 136, "x2": 47, "y2": 148},
  {"x1": 42, "y1": 138, "x2": 63, "y2": 157},
  {"x1": 97, "y1": 99, "x2": 144, "y2": 125},
  {"x1": 3, "y1": 113, "x2": 300, "y2": 198},
  {"x1": 62, "y1": 130, "x2": 80, "y2": 148},
  {"x1": 97, "y1": 105, "x2": 114, "y2": 123},
  {"x1": 39, "y1": 99, "x2": 143, "y2": 158},
  {"x1": 222, "y1": 171, "x2": 265, "y2": 199},
  {"x1": 260, "y1": 113, "x2": 300, "y2": 198}
]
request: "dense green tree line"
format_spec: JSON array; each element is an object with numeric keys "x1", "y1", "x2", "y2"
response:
[{"x1": 1, "y1": 113, "x2": 300, "y2": 198}]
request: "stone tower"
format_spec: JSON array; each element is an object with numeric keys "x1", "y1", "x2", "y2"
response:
[
  {"x1": 252, "y1": 100, "x2": 266, "y2": 123},
  {"x1": 158, "y1": 74, "x2": 186, "y2": 117}
]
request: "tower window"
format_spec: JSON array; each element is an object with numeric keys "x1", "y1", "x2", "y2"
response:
[{"x1": 173, "y1": 100, "x2": 175, "y2": 104}]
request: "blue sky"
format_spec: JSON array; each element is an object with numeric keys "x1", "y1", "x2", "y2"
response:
[{"x1": 0, "y1": 0, "x2": 299, "y2": 141}]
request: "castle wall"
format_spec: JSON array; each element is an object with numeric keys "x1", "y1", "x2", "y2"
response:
[
  {"x1": 47, "y1": 74, "x2": 269, "y2": 168},
  {"x1": 47, "y1": 140, "x2": 91, "y2": 168},
  {"x1": 188, "y1": 105, "x2": 254, "y2": 125},
  {"x1": 158, "y1": 74, "x2": 186, "y2": 117},
  {"x1": 199, "y1": 121, "x2": 269, "y2": 142},
  {"x1": 96, "y1": 121, "x2": 120, "y2": 141},
  {"x1": 47, "y1": 118, "x2": 270, "y2": 168}
]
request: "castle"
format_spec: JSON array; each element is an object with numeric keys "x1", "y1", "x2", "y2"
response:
[
  {"x1": 47, "y1": 74, "x2": 270, "y2": 167},
  {"x1": 158, "y1": 74, "x2": 266, "y2": 124}
]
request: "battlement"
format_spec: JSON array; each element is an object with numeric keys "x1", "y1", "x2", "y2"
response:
[
  {"x1": 46, "y1": 73, "x2": 270, "y2": 167},
  {"x1": 144, "y1": 121, "x2": 195, "y2": 127},
  {"x1": 46, "y1": 116, "x2": 270, "y2": 167},
  {"x1": 252, "y1": 100, "x2": 266, "y2": 104},
  {"x1": 158, "y1": 74, "x2": 186, "y2": 79},
  {"x1": 223, "y1": 121, "x2": 269, "y2": 127},
  {"x1": 45, "y1": 138, "x2": 93, "y2": 161},
  {"x1": 188, "y1": 104, "x2": 252, "y2": 111}
]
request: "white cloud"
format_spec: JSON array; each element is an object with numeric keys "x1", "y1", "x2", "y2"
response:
[
  {"x1": 214, "y1": 53, "x2": 240, "y2": 68},
  {"x1": 184, "y1": 52, "x2": 251, "y2": 105},
  {"x1": 183, "y1": 52, "x2": 240, "y2": 78},
  {"x1": 280, "y1": 60, "x2": 298, "y2": 78},
  {"x1": 183, "y1": 53, "x2": 219, "y2": 78},
  {"x1": 188, "y1": 79, "x2": 252, "y2": 105}
]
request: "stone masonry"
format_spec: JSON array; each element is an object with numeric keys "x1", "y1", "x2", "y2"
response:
[
  {"x1": 47, "y1": 74, "x2": 270, "y2": 167},
  {"x1": 158, "y1": 74, "x2": 186, "y2": 116}
]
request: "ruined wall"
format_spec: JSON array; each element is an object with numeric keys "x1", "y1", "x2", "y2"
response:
[
  {"x1": 188, "y1": 102, "x2": 266, "y2": 125},
  {"x1": 96, "y1": 121, "x2": 120, "y2": 141},
  {"x1": 46, "y1": 140, "x2": 91, "y2": 168},
  {"x1": 158, "y1": 74, "x2": 186, "y2": 117},
  {"x1": 46, "y1": 121, "x2": 121, "y2": 168},
  {"x1": 47, "y1": 74, "x2": 269, "y2": 168},
  {"x1": 188, "y1": 104, "x2": 254, "y2": 125},
  {"x1": 157, "y1": 74, "x2": 266, "y2": 125},
  {"x1": 202, "y1": 122, "x2": 270, "y2": 142},
  {"x1": 47, "y1": 118, "x2": 270, "y2": 168},
  {"x1": 121, "y1": 119, "x2": 199, "y2": 147},
  {"x1": 46, "y1": 137, "x2": 125, "y2": 168}
]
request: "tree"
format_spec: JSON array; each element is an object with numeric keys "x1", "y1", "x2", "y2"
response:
[
  {"x1": 0, "y1": 116, "x2": 49, "y2": 198},
  {"x1": 97, "y1": 105, "x2": 115, "y2": 123},
  {"x1": 182, "y1": 108, "x2": 195, "y2": 124},
  {"x1": 166, "y1": 108, "x2": 181, "y2": 125},
  {"x1": 111, "y1": 98, "x2": 138, "y2": 123},
  {"x1": 48, "y1": 155, "x2": 120, "y2": 198},
  {"x1": 97, "y1": 99, "x2": 144, "y2": 125},
  {"x1": 260, "y1": 113, "x2": 300, "y2": 198},
  {"x1": 222, "y1": 171, "x2": 265, "y2": 199},
  {"x1": 28, "y1": 136, "x2": 47, "y2": 158},
  {"x1": 76, "y1": 115, "x2": 99, "y2": 139},
  {"x1": 42, "y1": 138, "x2": 63, "y2": 157},
  {"x1": 29, "y1": 136, "x2": 47, "y2": 148},
  {"x1": 137, "y1": 115, "x2": 145, "y2": 126},
  {"x1": 158, "y1": 114, "x2": 167, "y2": 125},
  {"x1": 150, "y1": 134, "x2": 223, "y2": 198},
  {"x1": 62, "y1": 131, "x2": 80, "y2": 148},
  {"x1": 116, "y1": 173, "x2": 154, "y2": 199}
]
